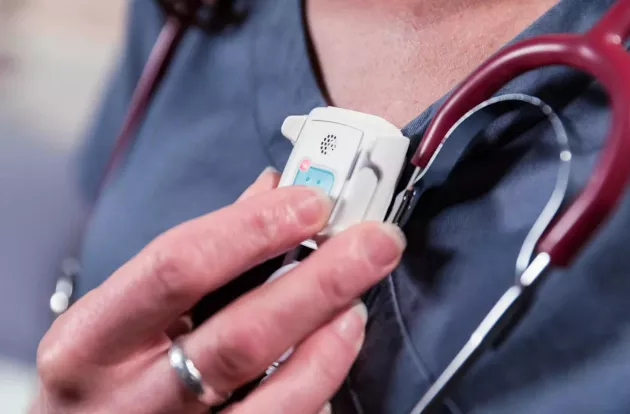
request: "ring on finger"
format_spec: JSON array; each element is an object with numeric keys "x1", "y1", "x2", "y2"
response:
[{"x1": 168, "y1": 342, "x2": 232, "y2": 406}]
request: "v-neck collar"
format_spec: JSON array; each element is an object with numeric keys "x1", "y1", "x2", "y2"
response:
[{"x1": 251, "y1": 0, "x2": 617, "y2": 169}]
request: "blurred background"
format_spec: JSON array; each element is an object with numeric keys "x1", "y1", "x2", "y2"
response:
[{"x1": 0, "y1": 0, "x2": 125, "y2": 411}]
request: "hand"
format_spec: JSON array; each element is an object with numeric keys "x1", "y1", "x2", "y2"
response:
[{"x1": 32, "y1": 168, "x2": 406, "y2": 414}]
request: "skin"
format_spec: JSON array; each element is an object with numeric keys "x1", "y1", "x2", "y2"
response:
[
  {"x1": 307, "y1": 0, "x2": 559, "y2": 127},
  {"x1": 31, "y1": 169, "x2": 405, "y2": 414},
  {"x1": 32, "y1": 0, "x2": 560, "y2": 412}
]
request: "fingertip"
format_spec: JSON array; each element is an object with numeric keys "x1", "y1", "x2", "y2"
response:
[
  {"x1": 290, "y1": 186, "x2": 334, "y2": 228},
  {"x1": 377, "y1": 223, "x2": 407, "y2": 252},
  {"x1": 255, "y1": 166, "x2": 281, "y2": 188},
  {"x1": 238, "y1": 167, "x2": 281, "y2": 201},
  {"x1": 261, "y1": 166, "x2": 279, "y2": 176},
  {"x1": 351, "y1": 300, "x2": 369, "y2": 326},
  {"x1": 358, "y1": 222, "x2": 406, "y2": 269},
  {"x1": 334, "y1": 301, "x2": 368, "y2": 351}
]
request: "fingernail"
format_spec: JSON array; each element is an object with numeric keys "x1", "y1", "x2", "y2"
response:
[
  {"x1": 259, "y1": 166, "x2": 278, "y2": 178},
  {"x1": 296, "y1": 188, "x2": 333, "y2": 226},
  {"x1": 319, "y1": 402, "x2": 333, "y2": 414},
  {"x1": 364, "y1": 223, "x2": 406, "y2": 267},
  {"x1": 335, "y1": 301, "x2": 368, "y2": 346}
]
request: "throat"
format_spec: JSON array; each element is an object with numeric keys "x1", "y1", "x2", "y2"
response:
[{"x1": 305, "y1": 0, "x2": 559, "y2": 128}]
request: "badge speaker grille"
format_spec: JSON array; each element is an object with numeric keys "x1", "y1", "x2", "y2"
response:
[{"x1": 320, "y1": 134, "x2": 337, "y2": 155}]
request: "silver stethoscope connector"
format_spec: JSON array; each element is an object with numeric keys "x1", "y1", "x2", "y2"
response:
[{"x1": 50, "y1": 257, "x2": 81, "y2": 317}]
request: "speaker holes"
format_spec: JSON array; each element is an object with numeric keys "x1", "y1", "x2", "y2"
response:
[{"x1": 320, "y1": 134, "x2": 337, "y2": 155}]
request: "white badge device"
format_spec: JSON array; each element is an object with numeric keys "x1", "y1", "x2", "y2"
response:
[{"x1": 278, "y1": 106, "x2": 410, "y2": 249}]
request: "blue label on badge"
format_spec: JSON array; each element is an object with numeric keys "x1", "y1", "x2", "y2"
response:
[{"x1": 293, "y1": 166, "x2": 335, "y2": 195}]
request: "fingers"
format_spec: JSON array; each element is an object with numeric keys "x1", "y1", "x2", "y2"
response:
[
  {"x1": 229, "y1": 303, "x2": 367, "y2": 414},
  {"x1": 237, "y1": 168, "x2": 280, "y2": 202},
  {"x1": 45, "y1": 184, "x2": 332, "y2": 365},
  {"x1": 178, "y1": 222, "x2": 405, "y2": 399}
]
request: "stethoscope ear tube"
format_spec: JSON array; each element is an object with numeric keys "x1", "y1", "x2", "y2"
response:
[
  {"x1": 392, "y1": 93, "x2": 572, "y2": 239},
  {"x1": 50, "y1": 15, "x2": 186, "y2": 319},
  {"x1": 51, "y1": 0, "x2": 255, "y2": 318},
  {"x1": 157, "y1": 0, "x2": 248, "y2": 33},
  {"x1": 51, "y1": 0, "x2": 249, "y2": 317},
  {"x1": 411, "y1": 0, "x2": 630, "y2": 269},
  {"x1": 409, "y1": 253, "x2": 552, "y2": 414},
  {"x1": 407, "y1": 1, "x2": 630, "y2": 411},
  {"x1": 398, "y1": 93, "x2": 570, "y2": 414}
]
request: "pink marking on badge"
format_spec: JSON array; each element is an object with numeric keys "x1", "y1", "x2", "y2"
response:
[{"x1": 299, "y1": 159, "x2": 311, "y2": 172}]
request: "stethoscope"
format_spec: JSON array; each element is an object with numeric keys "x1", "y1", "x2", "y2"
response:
[
  {"x1": 50, "y1": 0, "x2": 630, "y2": 413},
  {"x1": 389, "y1": 1, "x2": 630, "y2": 411},
  {"x1": 50, "y1": 1, "x2": 229, "y2": 316}
]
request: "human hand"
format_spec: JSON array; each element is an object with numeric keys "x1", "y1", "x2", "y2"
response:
[{"x1": 32, "y1": 168, "x2": 406, "y2": 414}]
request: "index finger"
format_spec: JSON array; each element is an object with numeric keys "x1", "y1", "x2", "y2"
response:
[{"x1": 50, "y1": 186, "x2": 332, "y2": 362}]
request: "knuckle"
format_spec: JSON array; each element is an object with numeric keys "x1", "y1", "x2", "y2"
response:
[
  {"x1": 354, "y1": 224, "x2": 385, "y2": 268},
  {"x1": 315, "y1": 269, "x2": 353, "y2": 308},
  {"x1": 316, "y1": 357, "x2": 345, "y2": 386},
  {"x1": 307, "y1": 323, "x2": 363, "y2": 387},
  {"x1": 243, "y1": 207, "x2": 283, "y2": 248},
  {"x1": 37, "y1": 337, "x2": 62, "y2": 386},
  {"x1": 314, "y1": 359, "x2": 341, "y2": 387},
  {"x1": 309, "y1": 339, "x2": 351, "y2": 385},
  {"x1": 313, "y1": 237, "x2": 369, "y2": 307},
  {"x1": 145, "y1": 236, "x2": 203, "y2": 305},
  {"x1": 241, "y1": 188, "x2": 314, "y2": 249},
  {"x1": 343, "y1": 224, "x2": 393, "y2": 275},
  {"x1": 211, "y1": 324, "x2": 269, "y2": 384},
  {"x1": 36, "y1": 334, "x2": 83, "y2": 399}
]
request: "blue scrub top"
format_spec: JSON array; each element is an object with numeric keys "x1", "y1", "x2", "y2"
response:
[{"x1": 78, "y1": 0, "x2": 630, "y2": 413}]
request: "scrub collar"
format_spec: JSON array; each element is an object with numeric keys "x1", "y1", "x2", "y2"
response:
[{"x1": 251, "y1": 0, "x2": 617, "y2": 169}]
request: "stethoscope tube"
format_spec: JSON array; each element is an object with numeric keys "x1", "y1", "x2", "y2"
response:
[
  {"x1": 387, "y1": 94, "x2": 572, "y2": 414},
  {"x1": 403, "y1": 1, "x2": 630, "y2": 409},
  {"x1": 50, "y1": 16, "x2": 186, "y2": 318},
  {"x1": 50, "y1": 0, "x2": 251, "y2": 318},
  {"x1": 410, "y1": 254, "x2": 552, "y2": 414}
]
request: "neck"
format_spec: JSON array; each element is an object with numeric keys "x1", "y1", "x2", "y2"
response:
[
  {"x1": 306, "y1": 0, "x2": 559, "y2": 127},
  {"x1": 329, "y1": 0, "x2": 554, "y2": 21}
]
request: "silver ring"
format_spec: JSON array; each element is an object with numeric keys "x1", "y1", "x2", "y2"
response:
[{"x1": 168, "y1": 343, "x2": 231, "y2": 406}]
